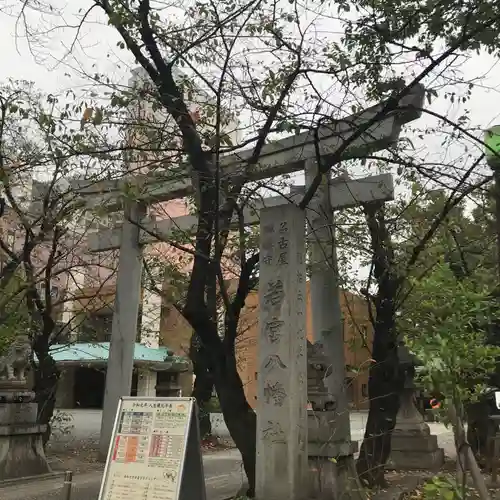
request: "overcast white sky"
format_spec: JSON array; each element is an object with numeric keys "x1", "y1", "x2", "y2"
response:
[
  {"x1": 2, "y1": 2, "x2": 500, "y2": 169},
  {"x1": 2, "y1": 3, "x2": 500, "y2": 196},
  {"x1": 2, "y1": 3, "x2": 500, "y2": 286}
]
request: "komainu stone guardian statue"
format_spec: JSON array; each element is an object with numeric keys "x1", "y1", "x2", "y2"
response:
[
  {"x1": 0, "y1": 333, "x2": 31, "y2": 382},
  {"x1": 307, "y1": 340, "x2": 361, "y2": 499},
  {"x1": 0, "y1": 334, "x2": 51, "y2": 480}
]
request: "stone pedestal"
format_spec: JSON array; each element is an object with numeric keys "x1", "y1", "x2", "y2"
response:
[
  {"x1": 307, "y1": 342, "x2": 363, "y2": 499},
  {"x1": 308, "y1": 412, "x2": 359, "y2": 457},
  {"x1": 308, "y1": 454, "x2": 363, "y2": 500},
  {"x1": 388, "y1": 387, "x2": 444, "y2": 471},
  {"x1": 0, "y1": 386, "x2": 51, "y2": 481},
  {"x1": 137, "y1": 368, "x2": 157, "y2": 397}
]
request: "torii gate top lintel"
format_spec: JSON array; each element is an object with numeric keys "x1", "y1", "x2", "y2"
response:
[{"x1": 75, "y1": 84, "x2": 425, "y2": 211}]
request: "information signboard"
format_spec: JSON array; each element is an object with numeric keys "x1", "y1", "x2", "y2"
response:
[{"x1": 98, "y1": 397, "x2": 206, "y2": 500}]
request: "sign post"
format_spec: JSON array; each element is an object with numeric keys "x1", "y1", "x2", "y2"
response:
[{"x1": 98, "y1": 397, "x2": 206, "y2": 500}]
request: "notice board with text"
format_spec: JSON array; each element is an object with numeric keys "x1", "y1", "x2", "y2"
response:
[{"x1": 98, "y1": 396, "x2": 206, "y2": 500}]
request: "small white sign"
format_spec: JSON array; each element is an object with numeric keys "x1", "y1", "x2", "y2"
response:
[{"x1": 495, "y1": 391, "x2": 500, "y2": 410}]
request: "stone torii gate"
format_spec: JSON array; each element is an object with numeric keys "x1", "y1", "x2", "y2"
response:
[{"x1": 81, "y1": 84, "x2": 424, "y2": 498}]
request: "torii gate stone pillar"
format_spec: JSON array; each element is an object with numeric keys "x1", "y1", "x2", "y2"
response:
[
  {"x1": 304, "y1": 163, "x2": 361, "y2": 498},
  {"x1": 80, "y1": 84, "x2": 425, "y2": 493}
]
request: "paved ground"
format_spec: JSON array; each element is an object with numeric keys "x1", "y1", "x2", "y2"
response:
[
  {"x1": 0, "y1": 450, "x2": 246, "y2": 500},
  {"x1": 2, "y1": 410, "x2": 454, "y2": 500}
]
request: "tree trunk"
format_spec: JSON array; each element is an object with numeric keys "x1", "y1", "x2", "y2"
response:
[
  {"x1": 449, "y1": 402, "x2": 491, "y2": 500},
  {"x1": 190, "y1": 333, "x2": 214, "y2": 439},
  {"x1": 358, "y1": 203, "x2": 403, "y2": 488},
  {"x1": 32, "y1": 341, "x2": 60, "y2": 447},
  {"x1": 356, "y1": 321, "x2": 402, "y2": 487},
  {"x1": 214, "y1": 351, "x2": 256, "y2": 498},
  {"x1": 184, "y1": 311, "x2": 256, "y2": 496},
  {"x1": 467, "y1": 398, "x2": 497, "y2": 465},
  {"x1": 192, "y1": 374, "x2": 214, "y2": 439}
]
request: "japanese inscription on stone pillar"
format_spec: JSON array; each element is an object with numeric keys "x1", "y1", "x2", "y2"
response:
[{"x1": 256, "y1": 204, "x2": 307, "y2": 500}]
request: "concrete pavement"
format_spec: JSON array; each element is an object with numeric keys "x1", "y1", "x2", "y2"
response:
[
  {"x1": 4, "y1": 409, "x2": 453, "y2": 500},
  {"x1": 0, "y1": 433, "x2": 458, "y2": 500},
  {"x1": 0, "y1": 450, "x2": 246, "y2": 500}
]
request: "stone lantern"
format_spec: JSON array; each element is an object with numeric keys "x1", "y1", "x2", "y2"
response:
[
  {"x1": 388, "y1": 339, "x2": 444, "y2": 470},
  {"x1": 307, "y1": 341, "x2": 356, "y2": 457},
  {"x1": 0, "y1": 334, "x2": 51, "y2": 480},
  {"x1": 306, "y1": 341, "x2": 361, "y2": 499}
]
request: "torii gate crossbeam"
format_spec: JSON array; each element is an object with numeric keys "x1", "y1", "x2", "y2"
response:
[{"x1": 74, "y1": 86, "x2": 423, "y2": 212}]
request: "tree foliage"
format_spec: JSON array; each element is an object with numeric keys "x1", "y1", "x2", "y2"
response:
[
  {"x1": 401, "y1": 263, "x2": 500, "y2": 404},
  {"x1": 0, "y1": 79, "x2": 123, "y2": 445},
  {"x1": 400, "y1": 263, "x2": 499, "y2": 499},
  {"x1": 0, "y1": 273, "x2": 30, "y2": 354}
]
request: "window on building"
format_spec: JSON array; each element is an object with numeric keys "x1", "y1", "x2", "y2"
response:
[
  {"x1": 344, "y1": 377, "x2": 355, "y2": 404},
  {"x1": 136, "y1": 307, "x2": 143, "y2": 342},
  {"x1": 38, "y1": 282, "x2": 60, "y2": 302},
  {"x1": 217, "y1": 305, "x2": 225, "y2": 339},
  {"x1": 361, "y1": 325, "x2": 368, "y2": 342},
  {"x1": 53, "y1": 321, "x2": 71, "y2": 344},
  {"x1": 79, "y1": 312, "x2": 113, "y2": 342},
  {"x1": 362, "y1": 384, "x2": 368, "y2": 398},
  {"x1": 84, "y1": 211, "x2": 120, "y2": 232}
]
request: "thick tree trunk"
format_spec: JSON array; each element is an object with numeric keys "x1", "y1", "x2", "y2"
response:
[
  {"x1": 356, "y1": 321, "x2": 402, "y2": 487},
  {"x1": 32, "y1": 341, "x2": 60, "y2": 447},
  {"x1": 358, "y1": 203, "x2": 403, "y2": 488},
  {"x1": 214, "y1": 351, "x2": 256, "y2": 498},
  {"x1": 184, "y1": 314, "x2": 256, "y2": 496},
  {"x1": 190, "y1": 334, "x2": 214, "y2": 439},
  {"x1": 192, "y1": 374, "x2": 214, "y2": 439}
]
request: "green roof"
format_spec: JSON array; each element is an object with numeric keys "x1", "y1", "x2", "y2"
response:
[{"x1": 45, "y1": 342, "x2": 189, "y2": 371}]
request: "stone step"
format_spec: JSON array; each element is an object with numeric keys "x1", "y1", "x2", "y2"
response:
[{"x1": 391, "y1": 434, "x2": 439, "y2": 452}]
